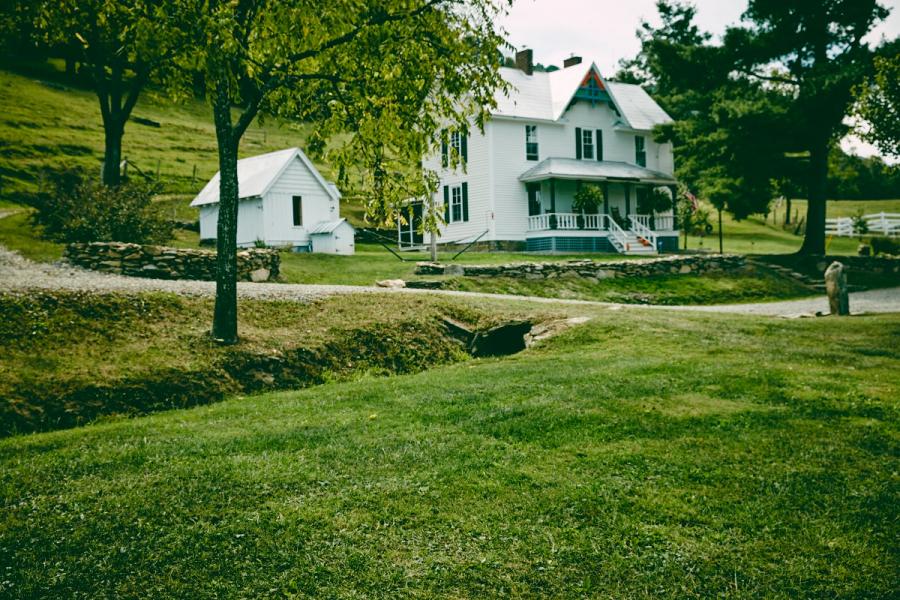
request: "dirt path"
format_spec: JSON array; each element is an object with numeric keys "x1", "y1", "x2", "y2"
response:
[{"x1": 1, "y1": 243, "x2": 897, "y2": 316}]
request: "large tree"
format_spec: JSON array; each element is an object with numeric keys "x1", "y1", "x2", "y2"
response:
[
  {"x1": 182, "y1": 0, "x2": 509, "y2": 344},
  {"x1": 854, "y1": 39, "x2": 900, "y2": 158},
  {"x1": 35, "y1": 1, "x2": 188, "y2": 186},
  {"x1": 726, "y1": 0, "x2": 889, "y2": 255}
]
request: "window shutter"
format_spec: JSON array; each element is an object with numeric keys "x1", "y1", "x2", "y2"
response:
[
  {"x1": 575, "y1": 127, "x2": 582, "y2": 159},
  {"x1": 443, "y1": 186, "x2": 450, "y2": 222},
  {"x1": 461, "y1": 135, "x2": 468, "y2": 164},
  {"x1": 441, "y1": 139, "x2": 448, "y2": 168},
  {"x1": 462, "y1": 182, "x2": 469, "y2": 222},
  {"x1": 596, "y1": 130, "x2": 603, "y2": 161}
]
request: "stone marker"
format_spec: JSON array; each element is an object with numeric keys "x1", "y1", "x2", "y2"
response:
[
  {"x1": 824, "y1": 261, "x2": 850, "y2": 316},
  {"x1": 376, "y1": 279, "x2": 406, "y2": 288}
]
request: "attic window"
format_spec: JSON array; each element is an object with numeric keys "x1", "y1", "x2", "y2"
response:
[{"x1": 574, "y1": 70, "x2": 611, "y2": 105}]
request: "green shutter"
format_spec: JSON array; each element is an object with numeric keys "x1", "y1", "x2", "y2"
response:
[
  {"x1": 575, "y1": 127, "x2": 582, "y2": 159},
  {"x1": 596, "y1": 129, "x2": 603, "y2": 161},
  {"x1": 461, "y1": 135, "x2": 468, "y2": 164},
  {"x1": 462, "y1": 182, "x2": 469, "y2": 222},
  {"x1": 443, "y1": 186, "x2": 450, "y2": 222},
  {"x1": 441, "y1": 130, "x2": 448, "y2": 168}
]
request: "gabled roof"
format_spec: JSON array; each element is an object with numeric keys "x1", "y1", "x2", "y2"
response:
[
  {"x1": 492, "y1": 63, "x2": 672, "y2": 130},
  {"x1": 519, "y1": 157, "x2": 677, "y2": 185},
  {"x1": 308, "y1": 218, "x2": 353, "y2": 235},
  {"x1": 190, "y1": 147, "x2": 340, "y2": 207}
]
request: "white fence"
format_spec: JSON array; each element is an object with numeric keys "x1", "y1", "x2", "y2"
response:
[{"x1": 826, "y1": 212, "x2": 900, "y2": 238}]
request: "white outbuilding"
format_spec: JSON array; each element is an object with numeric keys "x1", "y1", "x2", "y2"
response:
[{"x1": 190, "y1": 147, "x2": 354, "y2": 253}]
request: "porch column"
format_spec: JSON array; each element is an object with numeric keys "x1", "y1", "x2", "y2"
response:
[
  {"x1": 624, "y1": 183, "x2": 631, "y2": 226},
  {"x1": 602, "y1": 183, "x2": 609, "y2": 216},
  {"x1": 550, "y1": 179, "x2": 556, "y2": 213}
]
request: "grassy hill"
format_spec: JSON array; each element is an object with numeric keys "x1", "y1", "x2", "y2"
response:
[{"x1": 1, "y1": 292, "x2": 897, "y2": 596}]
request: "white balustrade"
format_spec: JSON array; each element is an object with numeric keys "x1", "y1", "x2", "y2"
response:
[{"x1": 527, "y1": 213, "x2": 609, "y2": 231}]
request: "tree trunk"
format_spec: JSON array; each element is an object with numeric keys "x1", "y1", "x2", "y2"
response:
[
  {"x1": 784, "y1": 197, "x2": 792, "y2": 226},
  {"x1": 101, "y1": 120, "x2": 124, "y2": 187},
  {"x1": 211, "y1": 86, "x2": 240, "y2": 344},
  {"x1": 798, "y1": 139, "x2": 829, "y2": 255}
]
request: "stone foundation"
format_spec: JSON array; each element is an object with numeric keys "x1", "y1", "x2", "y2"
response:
[
  {"x1": 416, "y1": 254, "x2": 750, "y2": 279},
  {"x1": 65, "y1": 242, "x2": 280, "y2": 282}
]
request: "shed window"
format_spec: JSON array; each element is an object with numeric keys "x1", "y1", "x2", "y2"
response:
[
  {"x1": 635, "y1": 136, "x2": 647, "y2": 167},
  {"x1": 292, "y1": 195, "x2": 303, "y2": 227},
  {"x1": 525, "y1": 125, "x2": 539, "y2": 161},
  {"x1": 582, "y1": 129, "x2": 594, "y2": 160}
]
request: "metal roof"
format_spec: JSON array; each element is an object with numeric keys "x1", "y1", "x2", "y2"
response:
[
  {"x1": 493, "y1": 63, "x2": 672, "y2": 130},
  {"x1": 190, "y1": 147, "x2": 340, "y2": 207},
  {"x1": 519, "y1": 158, "x2": 677, "y2": 184},
  {"x1": 308, "y1": 218, "x2": 353, "y2": 235}
]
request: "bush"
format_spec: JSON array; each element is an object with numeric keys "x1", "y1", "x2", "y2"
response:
[
  {"x1": 870, "y1": 236, "x2": 900, "y2": 256},
  {"x1": 31, "y1": 170, "x2": 172, "y2": 244}
]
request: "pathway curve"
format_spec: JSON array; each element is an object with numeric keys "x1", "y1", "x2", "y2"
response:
[{"x1": 1, "y1": 243, "x2": 898, "y2": 317}]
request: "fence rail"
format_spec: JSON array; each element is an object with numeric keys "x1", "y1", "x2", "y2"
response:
[{"x1": 826, "y1": 212, "x2": 900, "y2": 238}]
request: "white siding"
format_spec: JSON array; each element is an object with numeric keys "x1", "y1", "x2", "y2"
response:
[
  {"x1": 198, "y1": 199, "x2": 265, "y2": 247},
  {"x1": 425, "y1": 90, "x2": 675, "y2": 243},
  {"x1": 262, "y1": 158, "x2": 338, "y2": 247},
  {"x1": 310, "y1": 221, "x2": 355, "y2": 255}
]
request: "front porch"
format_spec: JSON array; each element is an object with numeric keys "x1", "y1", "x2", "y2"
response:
[{"x1": 519, "y1": 159, "x2": 680, "y2": 254}]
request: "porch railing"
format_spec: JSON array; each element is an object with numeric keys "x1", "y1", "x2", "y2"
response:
[
  {"x1": 528, "y1": 213, "x2": 608, "y2": 231},
  {"x1": 629, "y1": 213, "x2": 675, "y2": 231}
]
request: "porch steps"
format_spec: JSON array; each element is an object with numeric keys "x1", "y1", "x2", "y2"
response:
[{"x1": 621, "y1": 233, "x2": 658, "y2": 255}]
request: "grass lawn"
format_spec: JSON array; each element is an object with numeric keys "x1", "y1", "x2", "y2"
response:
[
  {"x1": 685, "y1": 199, "x2": 900, "y2": 255},
  {"x1": 1, "y1": 299, "x2": 897, "y2": 597},
  {"x1": 0, "y1": 210, "x2": 63, "y2": 261}
]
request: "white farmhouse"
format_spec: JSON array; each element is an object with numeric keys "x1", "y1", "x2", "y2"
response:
[
  {"x1": 191, "y1": 147, "x2": 354, "y2": 254},
  {"x1": 400, "y1": 52, "x2": 678, "y2": 254}
]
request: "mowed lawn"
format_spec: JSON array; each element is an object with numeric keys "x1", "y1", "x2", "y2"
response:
[{"x1": 1, "y1": 306, "x2": 897, "y2": 598}]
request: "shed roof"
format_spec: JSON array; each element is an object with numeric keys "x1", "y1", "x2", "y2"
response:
[
  {"x1": 519, "y1": 157, "x2": 677, "y2": 185},
  {"x1": 308, "y1": 218, "x2": 353, "y2": 235},
  {"x1": 493, "y1": 63, "x2": 672, "y2": 130},
  {"x1": 190, "y1": 147, "x2": 340, "y2": 207}
]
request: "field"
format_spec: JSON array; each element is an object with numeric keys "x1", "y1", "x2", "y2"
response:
[{"x1": 1, "y1": 291, "x2": 897, "y2": 597}]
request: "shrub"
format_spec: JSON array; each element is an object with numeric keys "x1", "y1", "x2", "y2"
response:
[
  {"x1": 31, "y1": 169, "x2": 172, "y2": 244},
  {"x1": 870, "y1": 236, "x2": 900, "y2": 256}
]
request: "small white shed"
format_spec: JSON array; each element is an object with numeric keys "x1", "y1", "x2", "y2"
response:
[
  {"x1": 309, "y1": 218, "x2": 355, "y2": 255},
  {"x1": 190, "y1": 147, "x2": 354, "y2": 254}
]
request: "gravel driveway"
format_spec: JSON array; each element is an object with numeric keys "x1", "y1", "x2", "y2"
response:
[{"x1": 1, "y1": 244, "x2": 898, "y2": 317}]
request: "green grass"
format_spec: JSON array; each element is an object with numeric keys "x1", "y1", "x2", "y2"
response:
[
  {"x1": 1, "y1": 299, "x2": 897, "y2": 597},
  {"x1": 0, "y1": 210, "x2": 63, "y2": 261},
  {"x1": 0, "y1": 67, "x2": 318, "y2": 204},
  {"x1": 685, "y1": 199, "x2": 900, "y2": 255},
  {"x1": 444, "y1": 269, "x2": 813, "y2": 305}
]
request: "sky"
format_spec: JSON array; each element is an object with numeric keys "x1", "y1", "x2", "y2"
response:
[{"x1": 498, "y1": 0, "x2": 900, "y2": 162}]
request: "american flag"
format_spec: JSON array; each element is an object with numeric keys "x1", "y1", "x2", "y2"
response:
[{"x1": 685, "y1": 191, "x2": 699, "y2": 212}]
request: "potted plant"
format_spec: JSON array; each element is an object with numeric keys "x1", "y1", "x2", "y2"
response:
[{"x1": 572, "y1": 184, "x2": 603, "y2": 229}]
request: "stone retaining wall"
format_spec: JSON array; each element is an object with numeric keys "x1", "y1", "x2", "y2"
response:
[
  {"x1": 416, "y1": 254, "x2": 749, "y2": 280},
  {"x1": 65, "y1": 242, "x2": 280, "y2": 282}
]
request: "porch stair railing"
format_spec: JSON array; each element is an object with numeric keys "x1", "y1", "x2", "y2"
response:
[
  {"x1": 607, "y1": 218, "x2": 629, "y2": 253},
  {"x1": 628, "y1": 215, "x2": 658, "y2": 251}
]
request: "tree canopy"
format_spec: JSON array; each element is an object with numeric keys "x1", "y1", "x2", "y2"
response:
[
  {"x1": 173, "y1": 0, "x2": 510, "y2": 343},
  {"x1": 854, "y1": 39, "x2": 900, "y2": 158}
]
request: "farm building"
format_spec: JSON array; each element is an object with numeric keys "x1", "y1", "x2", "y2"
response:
[{"x1": 191, "y1": 147, "x2": 354, "y2": 254}]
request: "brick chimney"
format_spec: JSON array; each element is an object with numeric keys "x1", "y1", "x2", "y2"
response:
[
  {"x1": 564, "y1": 56, "x2": 583, "y2": 68},
  {"x1": 515, "y1": 49, "x2": 533, "y2": 75}
]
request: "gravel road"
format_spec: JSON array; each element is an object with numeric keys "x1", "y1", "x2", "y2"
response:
[{"x1": 1, "y1": 244, "x2": 898, "y2": 317}]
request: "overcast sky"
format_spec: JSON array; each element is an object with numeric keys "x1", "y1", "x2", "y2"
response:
[{"x1": 498, "y1": 0, "x2": 900, "y2": 161}]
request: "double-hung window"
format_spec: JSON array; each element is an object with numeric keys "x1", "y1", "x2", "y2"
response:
[
  {"x1": 581, "y1": 129, "x2": 594, "y2": 160},
  {"x1": 451, "y1": 185, "x2": 463, "y2": 222},
  {"x1": 635, "y1": 136, "x2": 647, "y2": 167},
  {"x1": 450, "y1": 131, "x2": 462, "y2": 159},
  {"x1": 525, "y1": 125, "x2": 539, "y2": 161}
]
